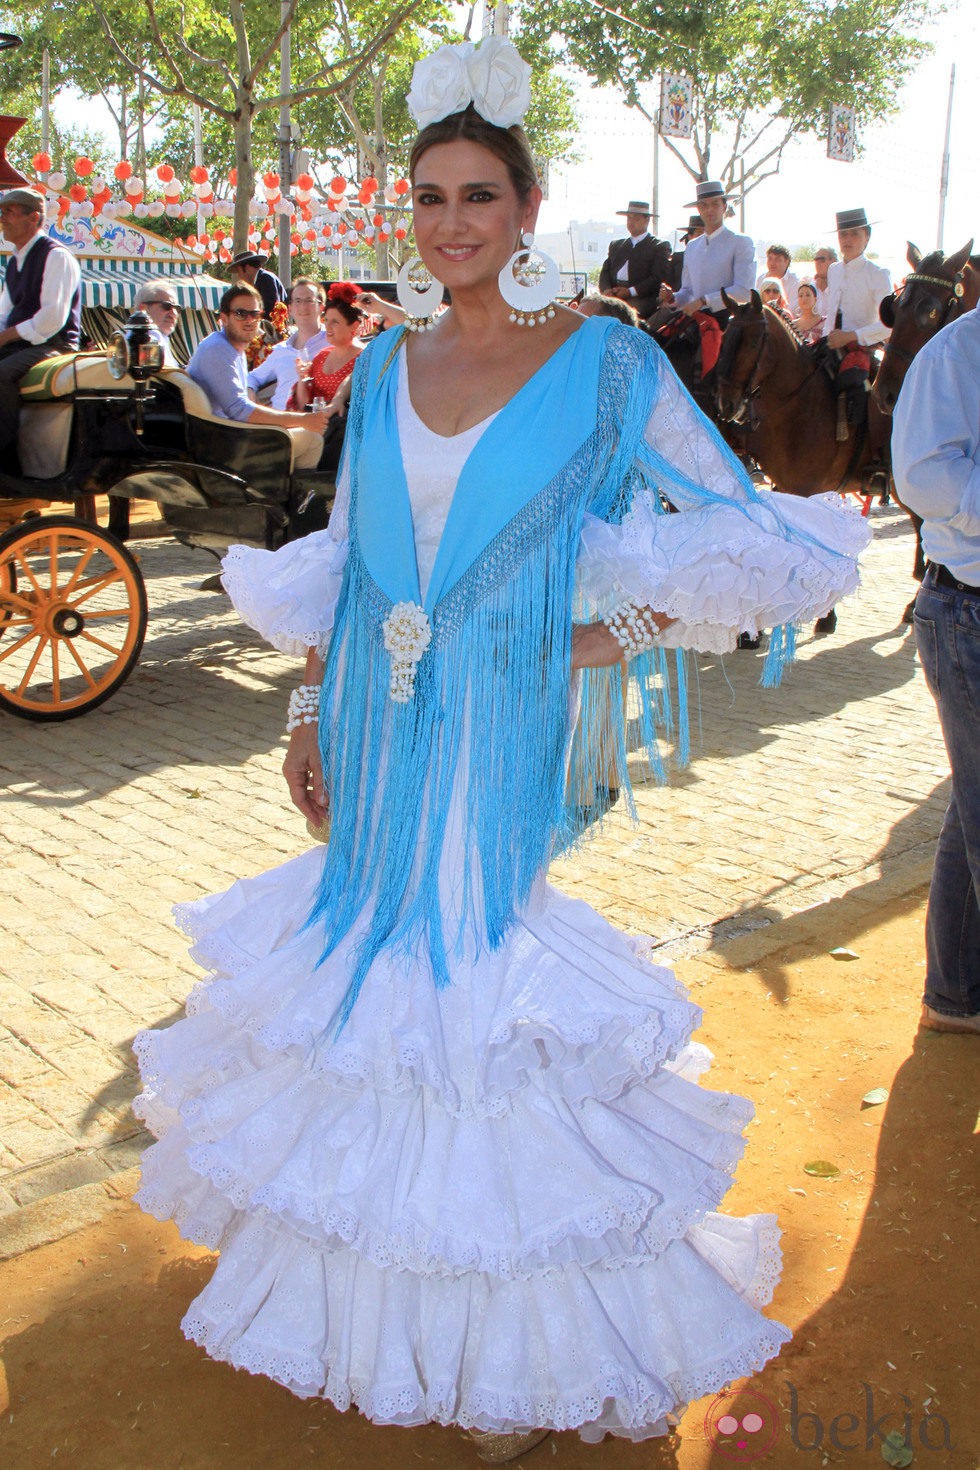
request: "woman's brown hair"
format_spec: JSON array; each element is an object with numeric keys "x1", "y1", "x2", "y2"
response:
[{"x1": 409, "y1": 105, "x2": 537, "y2": 200}]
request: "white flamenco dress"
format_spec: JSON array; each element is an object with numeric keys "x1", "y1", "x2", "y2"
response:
[{"x1": 133, "y1": 345, "x2": 868, "y2": 1441}]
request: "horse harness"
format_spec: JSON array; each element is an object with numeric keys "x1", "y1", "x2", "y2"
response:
[
  {"x1": 719, "y1": 311, "x2": 825, "y2": 433},
  {"x1": 881, "y1": 270, "x2": 966, "y2": 368}
]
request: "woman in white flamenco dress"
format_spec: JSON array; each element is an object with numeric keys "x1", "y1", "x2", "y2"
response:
[{"x1": 132, "y1": 40, "x2": 870, "y2": 1463}]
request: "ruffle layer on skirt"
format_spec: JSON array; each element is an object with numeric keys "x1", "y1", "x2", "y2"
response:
[{"x1": 133, "y1": 845, "x2": 791, "y2": 1439}]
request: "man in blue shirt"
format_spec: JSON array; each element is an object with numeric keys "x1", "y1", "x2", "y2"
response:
[
  {"x1": 187, "y1": 284, "x2": 328, "y2": 468},
  {"x1": 892, "y1": 305, "x2": 980, "y2": 1035},
  {"x1": 658, "y1": 180, "x2": 755, "y2": 326}
]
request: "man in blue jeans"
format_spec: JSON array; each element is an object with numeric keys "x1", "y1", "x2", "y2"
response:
[{"x1": 892, "y1": 305, "x2": 980, "y2": 1034}]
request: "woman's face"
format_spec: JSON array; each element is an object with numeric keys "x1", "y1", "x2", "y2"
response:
[
  {"x1": 411, "y1": 138, "x2": 540, "y2": 293},
  {"x1": 797, "y1": 285, "x2": 817, "y2": 313},
  {"x1": 761, "y1": 286, "x2": 781, "y2": 306},
  {"x1": 324, "y1": 307, "x2": 358, "y2": 347}
]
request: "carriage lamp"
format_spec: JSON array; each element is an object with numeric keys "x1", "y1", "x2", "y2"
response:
[{"x1": 106, "y1": 310, "x2": 166, "y2": 434}]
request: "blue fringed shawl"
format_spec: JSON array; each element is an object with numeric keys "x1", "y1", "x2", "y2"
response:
[{"x1": 311, "y1": 316, "x2": 798, "y2": 1022}]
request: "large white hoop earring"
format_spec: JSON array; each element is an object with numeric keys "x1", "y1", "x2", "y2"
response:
[
  {"x1": 498, "y1": 232, "x2": 561, "y2": 327},
  {"x1": 396, "y1": 257, "x2": 444, "y2": 332}
]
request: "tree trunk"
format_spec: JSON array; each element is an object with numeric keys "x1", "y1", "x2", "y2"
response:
[{"x1": 233, "y1": 94, "x2": 256, "y2": 255}]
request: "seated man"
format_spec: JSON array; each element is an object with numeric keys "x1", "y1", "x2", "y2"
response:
[
  {"x1": 598, "y1": 201, "x2": 671, "y2": 320},
  {"x1": 187, "y1": 283, "x2": 328, "y2": 469},
  {"x1": 756, "y1": 243, "x2": 799, "y2": 313},
  {"x1": 0, "y1": 186, "x2": 81, "y2": 461},
  {"x1": 821, "y1": 207, "x2": 891, "y2": 429},
  {"x1": 134, "y1": 279, "x2": 183, "y2": 366}
]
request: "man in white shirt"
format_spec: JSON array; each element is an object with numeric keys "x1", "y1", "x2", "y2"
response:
[
  {"x1": 134, "y1": 280, "x2": 184, "y2": 367},
  {"x1": 820, "y1": 207, "x2": 891, "y2": 427},
  {"x1": 0, "y1": 187, "x2": 81, "y2": 459},
  {"x1": 659, "y1": 180, "x2": 755, "y2": 325},
  {"x1": 598, "y1": 201, "x2": 671, "y2": 320},
  {"x1": 756, "y1": 244, "x2": 799, "y2": 313},
  {"x1": 892, "y1": 305, "x2": 980, "y2": 1034}
]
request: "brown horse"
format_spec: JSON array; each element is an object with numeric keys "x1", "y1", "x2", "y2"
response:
[
  {"x1": 871, "y1": 240, "x2": 977, "y2": 413},
  {"x1": 714, "y1": 289, "x2": 921, "y2": 627}
]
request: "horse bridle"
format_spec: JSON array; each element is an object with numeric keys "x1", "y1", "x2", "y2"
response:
[
  {"x1": 883, "y1": 269, "x2": 966, "y2": 368},
  {"x1": 718, "y1": 312, "x2": 823, "y2": 432}
]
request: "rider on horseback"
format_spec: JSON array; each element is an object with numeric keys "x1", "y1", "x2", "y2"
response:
[
  {"x1": 822, "y1": 207, "x2": 892, "y2": 433},
  {"x1": 658, "y1": 180, "x2": 755, "y2": 328}
]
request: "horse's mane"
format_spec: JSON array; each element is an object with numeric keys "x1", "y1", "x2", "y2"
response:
[{"x1": 763, "y1": 302, "x2": 818, "y2": 358}]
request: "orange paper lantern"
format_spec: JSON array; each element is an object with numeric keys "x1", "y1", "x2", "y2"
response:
[
  {"x1": 74, "y1": 156, "x2": 94, "y2": 177},
  {"x1": 189, "y1": 165, "x2": 209, "y2": 185},
  {"x1": 156, "y1": 163, "x2": 175, "y2": 183},
  {"x1": 33, "y1": 151, "x2": 52, "y2": 173},
  {"x1": 68, "y1": 183, "x2": 88, "y2": 202},
  {"x1": 393, "y1": 178, "x2": 410, "y2": 195},
  {"x1": 114, "y1": 160, "x2": 133, "y2": 181}
]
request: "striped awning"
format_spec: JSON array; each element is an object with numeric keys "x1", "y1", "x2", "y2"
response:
[
  {"x1": 76, "y1": 262, "x2": 225, "y2": 310},
  {"x1": 0, "y1": 253, "x2": 225, "y2": 309}
]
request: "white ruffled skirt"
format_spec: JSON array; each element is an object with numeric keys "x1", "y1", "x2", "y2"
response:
[{"x1": 134, "y1": 847, "x2": 791, "y2": 1441}]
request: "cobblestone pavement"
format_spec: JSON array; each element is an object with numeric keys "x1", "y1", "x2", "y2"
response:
[{"x1": 0, "y1": 504, "x2": 948, "y2": 1217}]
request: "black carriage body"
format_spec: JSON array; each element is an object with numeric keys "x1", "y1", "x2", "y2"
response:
[{"x1": 6, "y1": 361, "x2": 335, "y2": 552}]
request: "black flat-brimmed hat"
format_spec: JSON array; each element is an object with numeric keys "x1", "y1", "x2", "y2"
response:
[
  {"x1": 680, "y1": 214, "x2": 703, "y2": 241},
  {"x1": 834, "y1": 208, "x2": 875, "y2": 231},
  {"x1": 684, "y1": 179, "x2": 732, "y2": 208},
  {"x1": 615, "y1": 199, "x2": 652, "y2": 216},
  {"x1": 230, "y1": 249, "x2": 269, "y2": 269}
]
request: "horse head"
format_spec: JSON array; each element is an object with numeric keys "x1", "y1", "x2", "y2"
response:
[
  {"x1": 715, "y1": 289, "x2": 769, "y2": 426},
  {"x1": 872, "y1": 238, "x2": 974, "y2": 414}
]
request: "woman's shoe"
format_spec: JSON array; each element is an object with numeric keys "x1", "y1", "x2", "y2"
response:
[{"x1": 466, "y1": 1427, "x2": 552, "y2": 1463}]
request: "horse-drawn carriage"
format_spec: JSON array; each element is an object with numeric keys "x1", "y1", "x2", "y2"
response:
[{"x1": 0, "y1": 313, "x2": 335, "y2": 720}]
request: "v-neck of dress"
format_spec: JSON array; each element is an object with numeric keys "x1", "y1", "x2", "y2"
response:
[{"x1": 355, "y1": 316, "x2": 611, "y2": 614}]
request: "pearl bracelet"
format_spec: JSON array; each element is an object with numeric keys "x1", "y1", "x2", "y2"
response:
[
  {"x1": 602, "y1": 601, "x2": 662, "y2": 660},
  {"x1": 286, "y1": 683, "x2": 321, "y2": 732}
]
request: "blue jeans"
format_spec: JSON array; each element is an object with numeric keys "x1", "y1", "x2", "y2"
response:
[{"x1": 913, "y1": 570, "x2": 980, "y2": 1017}]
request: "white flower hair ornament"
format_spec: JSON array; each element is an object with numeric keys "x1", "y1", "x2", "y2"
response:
[{"x1": 407, "y1": 36, "x2": 532, "y2": 130}]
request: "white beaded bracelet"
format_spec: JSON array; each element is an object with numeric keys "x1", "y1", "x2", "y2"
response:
[
  {"x1": 286, "y1": 683, "x2": 321, "y2": 732},
  {"x1": 603, "y1": 601, "x2": 662, "y2": 661}
]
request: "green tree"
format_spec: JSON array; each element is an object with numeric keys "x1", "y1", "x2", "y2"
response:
[
  {"x1": 518, "y1": 0, "x2": 932, "y2": 197},
  {"x1": 79, "y1": 0, "x2": 426, "y2": 252}
]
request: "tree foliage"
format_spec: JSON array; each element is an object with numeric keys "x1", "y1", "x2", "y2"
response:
[{"x1": 518, "y1": 0, "x2": 933, "y2": 196}]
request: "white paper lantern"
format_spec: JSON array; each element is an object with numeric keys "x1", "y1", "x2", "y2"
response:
[
  {"x1": 148, "y1": 200, "x2": 165, "y2": 217},
  {"x1": 199, "y1": 202, "x2": 215, "y2": 218},
  {"x1": 92, "y1": 175, "x2": 108, "y2": 193},
  {"x1": 180, "y1": 199, "x2": 196, "y2": 217},
  {"x1": 124, "y1": 175, "x2": 144, "y2": 196},
  {"x1": 163, "y1": 178, "x2": 182, "y2": 197},
  {"x1": 47, "y1": 170, "x2": 67, "y2": 191},
  {"x1": 79, "y1": 201, "x2": 94, "y2": 217},
  {"x1": 115, "y1": 200, "x2": 133, "y2": 217},
  {"x1": 134, "y1": 203, "x2": 149, "y2": 218}
]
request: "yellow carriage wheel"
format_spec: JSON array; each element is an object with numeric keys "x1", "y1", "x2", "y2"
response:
[{"x1": 0, "y1": 515, "x2": 147, "y2": 721}]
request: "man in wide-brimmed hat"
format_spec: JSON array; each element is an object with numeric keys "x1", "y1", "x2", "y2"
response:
[
  {"x1": 820, "y1": 207, "x2": 891, "y2": 427},
  {"x1": 229, "y1": 249, "x2": 287, "y2": 320},
  {"x1": 0, "y1": 187, "x2": 81, "y2": 461},
  {"x1": 598, "y1": 200, "x2": 671, "y2": 321},
  {"x1": 667, "y1": 214, "x2": 704, "y2": 293},
  {"x1": 659, "y1": 180, "x2": 755, "y2": 325}
]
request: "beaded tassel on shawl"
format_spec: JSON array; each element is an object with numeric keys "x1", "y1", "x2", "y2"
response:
[{"x1": 308, "y1": 320, "x2": 816, "y2": 1025}]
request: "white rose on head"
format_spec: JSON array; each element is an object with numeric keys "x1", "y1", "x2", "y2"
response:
[
  {"x1": 407, "y1": 42, "x2": 475, "y2": 129},
  {"x1": 407, "y1": 37, "x2": 532, "y2": 131},
  {"x1": 466, "y1": 36, "x2": 532, "y2": 129}
]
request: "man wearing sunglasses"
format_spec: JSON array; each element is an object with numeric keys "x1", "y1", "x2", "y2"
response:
[
  {"x1": 134, "y1": 281, "x2": 182, "y2": 367},
  {"x1": 187, "y1": 284, "x2": 328, "y2": 467}
]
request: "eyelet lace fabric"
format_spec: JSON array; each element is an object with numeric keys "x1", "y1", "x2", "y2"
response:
[
  {"x1": 135, "y1": 325, "x2": 838, "y2": 1439},
  {"x1": 134, "y1": 842, "x2": 791, "y2": 1438}
]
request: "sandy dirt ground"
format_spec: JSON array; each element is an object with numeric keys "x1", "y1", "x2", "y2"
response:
[{"x1": 1, "y1": 889, "x2": 976, "y2": 1470}]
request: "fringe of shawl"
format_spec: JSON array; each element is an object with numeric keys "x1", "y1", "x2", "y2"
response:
[{"x1": 309, "y1": 325, "x2": 804, "y2": 1024}]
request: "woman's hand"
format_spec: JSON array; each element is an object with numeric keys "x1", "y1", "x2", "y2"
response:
[
  {"x1": 571, "y1": 621, "x2": 625, "y2": 671},
  {"x1": 283, "y1": 722, "x2": 329, "y2": 825},
  {"x1": 571, "y1": 613, "x2": 675, "y2": 670}
]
